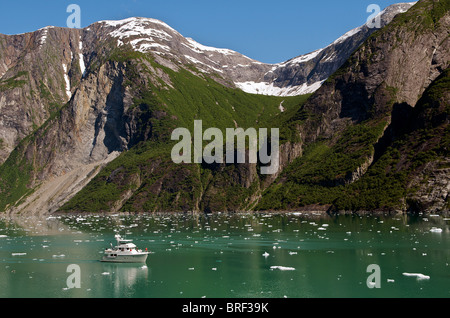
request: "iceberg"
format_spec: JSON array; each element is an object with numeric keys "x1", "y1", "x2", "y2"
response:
[{"x1": 402, "y1": 272, "x2": 430, "y2": 280}]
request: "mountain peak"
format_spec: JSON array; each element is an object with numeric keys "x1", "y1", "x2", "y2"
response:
[{"x1": 96, "y1": 16, "x2": 176, "y2": 31}]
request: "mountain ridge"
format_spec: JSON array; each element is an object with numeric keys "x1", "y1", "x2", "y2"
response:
[
  {"x1": 0, "y1": 0, "x2": 448, "y2": 215},
  {"x1": 0, "y1": 2, "x2": 417, "y2": 167}
]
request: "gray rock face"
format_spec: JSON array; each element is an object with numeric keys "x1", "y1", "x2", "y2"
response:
[
  {"x1": 0, "y1": 27, "x2": 83, "y2": 164},
  {"x1": 408, "y1": 159, "x2": 450, "y2": 213}
]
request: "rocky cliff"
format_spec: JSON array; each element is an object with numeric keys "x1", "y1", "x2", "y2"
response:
[{"x1": 258, "y1": 0, "x2": 449, "y2": 213}]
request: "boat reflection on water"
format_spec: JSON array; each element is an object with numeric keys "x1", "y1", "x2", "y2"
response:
[{"x1": 100, "y1": 262, "x2": 150, "y2": 297}]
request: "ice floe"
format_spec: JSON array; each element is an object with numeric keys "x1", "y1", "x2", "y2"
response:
[
  {"x1": 402, "y1": 272, "x2": 430, "y2": 280},
  {"x1": 270, "y1": 266, "x2": 295, "y2": 271}
]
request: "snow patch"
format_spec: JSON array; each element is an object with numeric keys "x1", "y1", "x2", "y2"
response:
[
  {"x1": 184, "y1": 55, "x2": 223, "y2": 74},
  {"x1": 279, "y1": 101, "x2": 285, "y2": 113},
  {"x1": 39, "y1": 28, "x2": 48, "y2": 46},
  {"x1": 332, "y1": 26, "x2": 363, "y2": 45},
  {"x1": 323, "y1": 51, "x2": 338, "y2": 63},
  {"x1": 184, "y1": 37, "x2": 236, "y2": 56},
  {"x1": 62, "y1": 64, "x2": 71, "y2": 99},
  {"x1": 184, "y1": 55, "x2": 204, "y2": 65},
  {"x1": 280, "y1": 48, "x2": 323, "y2": 66},
  {"x1": 129, "y1": 38, "x2": 171, "y2": 53},
  {"x1": 270, "y1": 266, "x2": 295, "y2": 271},
  {"x1": 104, "y1": 17, "x2": 174, "y2": 49},
  {"x1": 78, "y1": 39, "x2": 86, "y2": 77},
  {"x1": 100, "y1": 17, "x2": 178, "y2": 33},
  {"x1": 235, "y1": 80, "x2": 325, "y2": 97}
]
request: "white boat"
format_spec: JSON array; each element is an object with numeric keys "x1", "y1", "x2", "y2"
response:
[{"x1": 101, "y1": 234, "x2": 150, "y2": 263}]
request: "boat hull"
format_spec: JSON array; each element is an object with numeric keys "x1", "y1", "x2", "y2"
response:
[{"x1": 101, "y1": 253, "x2": 149, "y2": 263}]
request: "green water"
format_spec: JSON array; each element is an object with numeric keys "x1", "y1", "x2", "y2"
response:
[{"x1": 0, "y1": 212, "x2": 449, "y2": 298}]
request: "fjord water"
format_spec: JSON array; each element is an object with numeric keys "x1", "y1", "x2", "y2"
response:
[{"x1": 0, "y1": 213, "x2": 448, "y2": 298}]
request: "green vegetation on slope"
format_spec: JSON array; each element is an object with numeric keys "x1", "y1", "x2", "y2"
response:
[
  {"x1": 57, "y1": 49, "x2": 310, "y2": 213},
  {"x1": 257, "y1": 67, "x2": 450, "y2": 212},
  {"x1": 0, "y1": 71, "x2": 28, "y2": 92},
  {"x1": 0, "y1": 138, "x2": 34, "y2": 211}
]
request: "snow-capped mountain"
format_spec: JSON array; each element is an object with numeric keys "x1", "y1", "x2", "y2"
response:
[
  {"x1": 234, "y1": 2, "x2": 417, "y2": 96},
  {"x1": 84, "y1": 2, "x2": 416, "y2": 97},
  {"x1": 0, "y1": 2, "x2": 416, "y2": 165}
]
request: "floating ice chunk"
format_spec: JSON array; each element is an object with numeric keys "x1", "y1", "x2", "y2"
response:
[
  {"x1": 12, "y1": 253, "x2": 27, "y2": 256},
  {"x1": 402, "y1": 273, "x2": 430, "y2": 280},
  {"x1": 270, "y1": 266, "x2": 295, "y2": 271},
  {"x1": 262, "y1": 252, "x2": 270, "y2": 258},
  {"x1": 288, "y1": 251, "x2": 297, "y2": 255},
  {"x1": 52, "y1": 254, "x2": 66, "y2": 258},
  {"x1": 430, "y1": 227, "x2": 443, "y2": 233},
  {"x1": 101, "y1": 272, "x2": 110, "y2": 275},
  {"x1": 0, "y1": 235, "x2": 7, "y2": 238}
]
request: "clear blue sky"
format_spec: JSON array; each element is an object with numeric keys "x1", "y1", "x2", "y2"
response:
[{"x1": 0, "y1": 0, "x2": 409, "y2": 64}]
